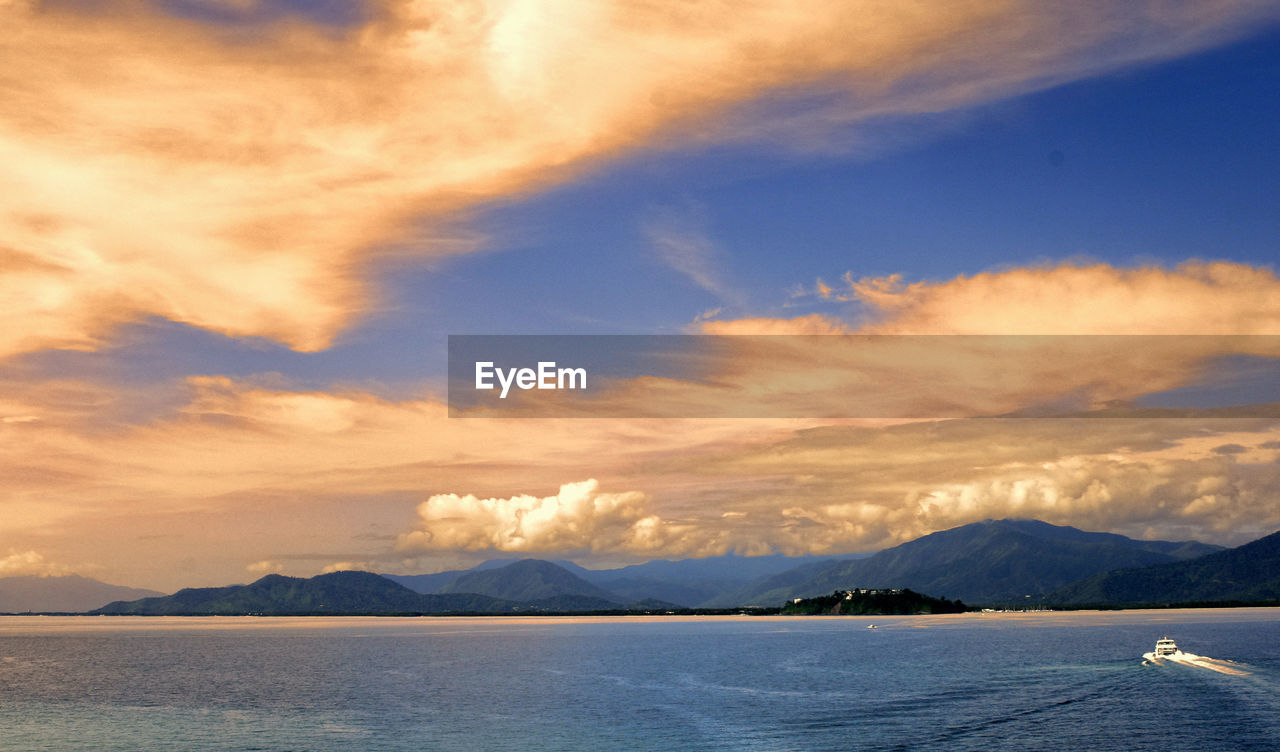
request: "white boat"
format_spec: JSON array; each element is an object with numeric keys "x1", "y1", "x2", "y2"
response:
[{"x1": 1154, "y1": 637, "x2": 1180, "y2": 657}]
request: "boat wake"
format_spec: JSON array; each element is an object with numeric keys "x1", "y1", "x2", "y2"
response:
[{"x1": 1142, "y1": 651, "x2": 1251, "y2": 676}]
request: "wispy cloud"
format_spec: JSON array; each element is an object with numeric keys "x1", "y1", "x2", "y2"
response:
[
  {"x1": 700, "y1": 314, "x2": 850, "y2": 335},
  {"x1": 691, "y1": 307, "x2": 723, "y2": 325},
  {"x1": 643, "y1": 206, "x2": 742, "y2": 306}
]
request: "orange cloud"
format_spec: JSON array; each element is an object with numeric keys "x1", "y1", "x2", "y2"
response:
[
  {"x1": 3, "y1": 2, "x2": 1275, "y2": 357},
  {"x1": 676, "y1": 263, "x2": 1280, "y2": 419},
  {"x1": 848, "y1": 262, "x2": 1280, "y2": 334}
]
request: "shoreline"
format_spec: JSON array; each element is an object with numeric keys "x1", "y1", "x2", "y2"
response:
[
  {"x1": 6, "y1": 600, "x2": 1279, "y2": 619},
  {"x1": 3, "y1": 605, "x2": 1280, "y2": 632}
]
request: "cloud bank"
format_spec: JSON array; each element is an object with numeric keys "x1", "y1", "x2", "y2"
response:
[
  {"x1": 392, "y1": 419, "x2": 1280, "y2": 562},
  {"x1": 663, "y1": 418, "x2": 1280, "y2": 553},
  {"x1": 1, "y1": 366, "x2": 1277, "y2": 586}
]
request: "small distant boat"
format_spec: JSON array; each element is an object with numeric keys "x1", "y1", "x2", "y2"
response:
[
  {"x1": 866, "y1": 624, "x2": 878, "y2": 629},
  {"x1": 1154, "y1": 637, "x2": 1180, "y2": 657}
]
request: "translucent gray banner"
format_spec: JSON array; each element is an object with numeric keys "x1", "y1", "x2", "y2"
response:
[{"x1": 447, "y1": 335, "x2": 1280, "y2": 418}]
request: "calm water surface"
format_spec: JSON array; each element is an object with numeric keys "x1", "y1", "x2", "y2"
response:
[{"x1": 2, "y1": 609, "x2": 1278, "y2": 751}]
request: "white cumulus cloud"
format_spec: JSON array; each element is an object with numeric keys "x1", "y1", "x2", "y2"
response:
[{"x1": 397, "y1": 479, "x2": 718, "y2": 556}]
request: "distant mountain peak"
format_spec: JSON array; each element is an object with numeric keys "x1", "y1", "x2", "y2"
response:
[
  {"x1": 92, "y1": 571, "x2": 516, "y2": 615},
  {"x1": 0, "y1": 575, "x2": 163, "y2": 614},
  {"x1": 441, "y1": 559, "x2": 625, "y2": 606}
]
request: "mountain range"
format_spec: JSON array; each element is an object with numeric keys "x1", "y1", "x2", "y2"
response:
[
  {"x1": 0, "y1": 575, "x2": 162, "y2": 613},
  {"x1": 382, "y1": 552, "x2": 851, "y2": 607},
  {"x1": 1045, "y1": 529, "x2": 1280, "y2": 605},
  {"x1": 710, "y1": 519, "x2": 1224, "y2": 606},
  {"x1": 92, "y1": 571, "x2": 515, "y2": 615},
  {"x1": 93, "y1": 562, "x2": 686, "y2": 615},
  {"x1": 42, "y1": 519, "x2": 1280, "y2": 615},
  {"x1": 438, "y1": 558, "x2": 631, "y2": 610}
]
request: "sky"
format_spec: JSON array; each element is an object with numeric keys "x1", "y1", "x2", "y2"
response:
[{"x1": 2, "y1": 0, "x2": 1279, "y2": 590}]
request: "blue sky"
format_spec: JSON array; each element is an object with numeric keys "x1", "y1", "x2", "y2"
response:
[{"x1": 431, "y1": 27, "x2": 1280, "y2": 332}]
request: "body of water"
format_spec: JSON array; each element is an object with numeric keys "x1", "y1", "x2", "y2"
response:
[{"x1": 2, "y1": 609, "x2": 1278, "y2": 751}]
